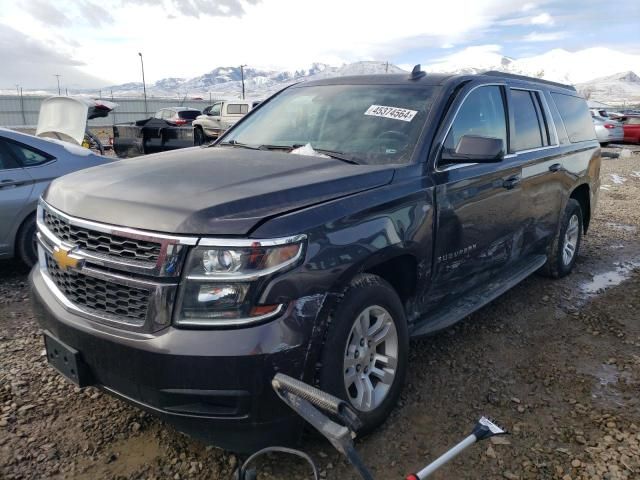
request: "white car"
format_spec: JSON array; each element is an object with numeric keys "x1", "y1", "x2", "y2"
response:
[
  {"x1": 192, "y1": 100, "x2": 260, "y2": 144},
  {"x1": 592, "y1": 115, "x2": 624, "y2": 146}
]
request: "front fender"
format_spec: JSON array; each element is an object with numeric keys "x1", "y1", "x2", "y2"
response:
[{"x1": 255, "y1": 173, "x2": 435, "y2": 308}]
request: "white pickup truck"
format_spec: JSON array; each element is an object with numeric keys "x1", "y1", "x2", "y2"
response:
[{"x1": 192, "y1": 100, "x2": 260, "y2": 144}]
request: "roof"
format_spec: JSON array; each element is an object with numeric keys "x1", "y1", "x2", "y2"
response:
[{"x1": 297, "y1": 70, "x2": 576, "y2": 92}]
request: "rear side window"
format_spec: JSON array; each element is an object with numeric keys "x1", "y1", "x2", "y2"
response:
[
  {"x1": 0, "y1": 140, "x2": 20, "y2": 170},
  {"x1": 511, "y1": 89, "x2": 544, "y2": 151},
  {"x1": 227, "y1": 104, "x2": 249, "y2": 115},
  {"x1": 443, "y1": 85, "x2": 507, "y2": 155},
  {"x1": 3, "y1": 139, "x2": 52, "y2": 166},
  {"x1": 551, "y1": 93, "x2": 596, "y2": 143}
]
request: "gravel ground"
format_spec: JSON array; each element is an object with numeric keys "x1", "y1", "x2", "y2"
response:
[{"x1": 1, "y1": 146, "x2": 639, "y2": 480}]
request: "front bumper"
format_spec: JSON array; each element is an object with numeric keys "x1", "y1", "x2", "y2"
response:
[{"x1": 30, "y1": 267, "x2": 327, "y2": 453}]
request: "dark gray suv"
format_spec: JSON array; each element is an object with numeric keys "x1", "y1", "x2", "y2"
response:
[{"x1": 31, "y1": 69, "x2": 600, "y2": 453}]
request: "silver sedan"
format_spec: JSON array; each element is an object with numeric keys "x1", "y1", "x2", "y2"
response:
[
  {"x1": 0, "y1": 128, "x2": 114, "y2": 266},
  {"x1": 592, "y1": 115, "x2": 624, "y2": 146}
]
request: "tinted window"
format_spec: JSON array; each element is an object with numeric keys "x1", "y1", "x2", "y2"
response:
[
  {"x1": 0, "y1": 141, "x2": 19, "y2": 170},
  {"x1": 4, "y1": 139, "x2": 51, "y2": 166},
  {"x1": 551, "y1": 93, "x2": 596, "y2": 143},
  {"x1": 227, "y1": 104, "x2": 249, "y2": 115},
  {"x1": 443, "y1": 85, "x2": 507, "y2": 157},
  {"x1": 178, "y1": 110, "x2": 200, "y2": 120},
  {"x1": 626, "y1": 117, "x2": 640, "y2": 125},
  {"x1": 511, "y1": 90, "x2": 543, "y2": 151},
  {"x1": 547, "y1": 93, "x2": 570, "y2": 145}
]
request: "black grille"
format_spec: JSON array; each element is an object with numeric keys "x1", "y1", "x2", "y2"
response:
[
  {"x1": 43, "y1": 210, "x2": 161, "y2": 263},
  {"x1": 45, "y1": 255, "x2": 150, "y2": 324}
]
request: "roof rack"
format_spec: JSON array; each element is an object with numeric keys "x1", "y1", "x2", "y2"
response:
[{"x1": 482, "y1": 71, "x2": 576, "y2": 91}]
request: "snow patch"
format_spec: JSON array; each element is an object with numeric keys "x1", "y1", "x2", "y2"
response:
[
  {"x1": 609, "y1": 174, "x2": 627, "y2": 185},
  {"x1": 290, "y1": 143, "x2": 329, "y2": 158}
]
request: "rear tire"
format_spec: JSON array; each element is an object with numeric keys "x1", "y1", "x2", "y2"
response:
[
  {"x1": 541, "y1": 199, "x2": 583, "y2": 278},
  {"x1": 17, "y1": 215, "x2": 38, "y2": 268},
  {"x1": 319, "y1": 274, "x2": 409, "y2": 434}
]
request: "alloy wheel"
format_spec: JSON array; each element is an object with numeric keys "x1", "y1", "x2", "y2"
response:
[
  {"x1": 562, "y1": 214, "x2": 580, "y2": 266},
  {"x1": 343, "y1": 305, "x2": 398, "y2": 412}
]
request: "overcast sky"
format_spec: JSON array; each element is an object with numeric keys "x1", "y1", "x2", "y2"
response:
[{"x1": 0, "y1": 0, "x2": 639, "y2": 89}]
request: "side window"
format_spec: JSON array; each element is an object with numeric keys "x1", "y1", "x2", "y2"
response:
[
  {"x1": 511, "y1": 89, "x2": 544, "y2": 151},
  {"x1": 550, "y1": 93, "x2": 596, "y2": 143},
  {"x1": 3, "y1": 139, "x2": 52, "y2": 166},
  {"x1": 628, "y1": 117, "x2": 640, "y2": 125},
  {"x1": 226, "y1": 104, "x2": 248, "y2": 115},
  {"x1": 210, "y1": 103, "x2": 222, "y2": 116},
  {"x1": 546, "y1": 93, "x2": 570, "y2": 145},
  {"x1": 442, "y1": 85, "x2": 507, "y2": 158},
  {"x1": 0, "y1": 140, "x2": 20, "y2": 170}
]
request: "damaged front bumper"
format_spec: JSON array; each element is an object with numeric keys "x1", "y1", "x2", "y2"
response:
[{"x1": 31, "y1": 267, "x2": 329, "y2": 453}]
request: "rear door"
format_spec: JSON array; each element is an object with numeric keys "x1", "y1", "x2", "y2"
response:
[
  {"x1": 508, "y1": 87, "x2": 565, "y2": 256},
  {"x1": 429, "y1": 83, "x2": 524, "y2": 304},
  {"x1": 0, "y1": 139, "x2": 34, "y2": 253}
]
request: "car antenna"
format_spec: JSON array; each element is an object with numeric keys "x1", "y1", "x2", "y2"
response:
[{"x1": 410, "y1": 64, "x2": 426, "y2": 80}]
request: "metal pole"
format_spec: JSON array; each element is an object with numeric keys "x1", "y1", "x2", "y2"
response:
[
  {"x1": 240, "y1": 65, "x2": 246, "y2": 100},
  {"x1": 20, "y1": 87, "x2": 26, "y2": 125},
  {"x1": 138, "y1": 52, "x2": 148, "y2": 116},
  {"x1": 55, "y1": 74, "x2": 61, "y2": 95},
  {"x1": 415, "y1": 434, "x2": 477, "y2": 479}
]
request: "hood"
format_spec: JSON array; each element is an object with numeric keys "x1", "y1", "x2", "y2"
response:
[{"x1": 44, "y1": 146, "x2": 395, "y2": 235}]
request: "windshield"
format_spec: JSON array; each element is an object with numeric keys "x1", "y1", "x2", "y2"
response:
[{"x1": 219, "y1": 84, "x2": 438, "y2": 165}]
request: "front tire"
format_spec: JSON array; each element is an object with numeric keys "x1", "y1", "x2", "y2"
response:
[
  {"x1": 541, "y1": 198, "x2": 583, "y2": 278},
  {"x1": 319, "y1": 274, "x2": 409, "y2": 434},
  {"x1": 17, "y1": 215, "x2": 38, "y2": 267},
  {"x1": 194, "y1": 127, "x2": 207, "y2": 146}
]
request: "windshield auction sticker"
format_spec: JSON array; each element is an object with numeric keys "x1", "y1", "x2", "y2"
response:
[{"x1": 364, "y1": 105, "x2": 418, "y2": 122}]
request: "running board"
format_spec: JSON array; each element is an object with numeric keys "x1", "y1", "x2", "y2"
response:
[{"x1": 410, "y1": 255, "x2": 547, "y2": 337}]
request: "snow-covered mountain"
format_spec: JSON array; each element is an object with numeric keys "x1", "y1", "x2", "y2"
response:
[
  {"x1": 576, "y1": 71, "x2": 640, "y2": 105},
  {"x1": 106, "y1": 61, "x2": 405, "y2": 98}
]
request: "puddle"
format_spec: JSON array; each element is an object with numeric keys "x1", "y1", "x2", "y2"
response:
[
  {"x1": 582, "y1": 363, "x2": 632, "y2": 408},
  {"x1": 580, "y1": 261, "x2": 640, "y2": 295},
  {"x1": 609, "y1": 174, "x2": 627, "y2": 185},
  {"x1": 605, "y1": 222, "x2": 638, "y2": 233}
]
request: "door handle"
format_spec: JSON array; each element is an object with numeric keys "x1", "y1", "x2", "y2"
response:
[
  {"x1": 549, "y1": 163, "x2": 563, "y2": 172},
  {"x1": 502, "y1": 176, "x2": 521, "y2": 190},
  {"x1": 0, "y1": 179, "x2": 19, "y2": 189}
]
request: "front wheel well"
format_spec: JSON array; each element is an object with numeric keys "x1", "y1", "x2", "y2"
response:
[
  {"x1": 570, "y1": 184, "x2": 591, "y2": 233},
  {"x1": 364, "y1": 255, "x2": 418, "y2": 304}
]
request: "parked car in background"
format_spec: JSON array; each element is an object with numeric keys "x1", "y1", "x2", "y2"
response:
[
  {"x1": 618, "y1": 115, "x2": 640, "y2": 143},
  {"x1": 154, "y1": 107, "x2": 202, "y2": 125},
  {"x1": 32, "y1": 69, "x2": 600, "y2": 453},
  {"x1": 113, "y1": 107, "x2": 202, "y2": 158},
  {"x1": 192, "y1": 100, "x2": 260, "y2": 144},
  {"x1": 592, "y1": 115, "x2": 624, "y2": 145},
  {"x1": 0, "y1": 128, "x2": 114, "y2": 266}
]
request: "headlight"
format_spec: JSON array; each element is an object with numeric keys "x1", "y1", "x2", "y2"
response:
[{"x1": 174, "y1": 235, "x2": 306, "y2": 327}]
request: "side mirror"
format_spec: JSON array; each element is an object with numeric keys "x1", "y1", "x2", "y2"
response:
[{"x1": 441, "y1": 135, "x2": 505, "y2": 163}]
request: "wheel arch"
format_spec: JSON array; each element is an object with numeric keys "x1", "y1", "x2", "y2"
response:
[{"x1": 569, "y1": 183, "x2": 591, "y2": 233}]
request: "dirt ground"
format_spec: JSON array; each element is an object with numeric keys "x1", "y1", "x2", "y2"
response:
[{"x1": 1, "y1": 146, "x2": 639, "y2": 480}]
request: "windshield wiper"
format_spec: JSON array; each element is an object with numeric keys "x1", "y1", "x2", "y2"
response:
[
  {"x1": 218, "y1": 140, "x2": 261, "y2": 150},
  {"x1": 311, "y1": 148, "x2": 360, "y2": 165}
]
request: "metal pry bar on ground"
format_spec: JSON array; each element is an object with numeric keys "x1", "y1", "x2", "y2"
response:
[{"x1": 405, "y1": 417, "x2": 508, "y2": 480}]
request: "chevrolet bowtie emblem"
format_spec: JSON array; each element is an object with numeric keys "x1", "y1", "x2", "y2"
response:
[{"x1": 52, "y1": 247, "x2": 83, "y2": 272}]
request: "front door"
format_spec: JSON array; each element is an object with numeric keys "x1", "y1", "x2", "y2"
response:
[
  {"x1": 0, "y1": 140, "x2": 34, "y2": 253},
  {"x1": 428, "y1": 84, "x2": 524, "y2": 306}
]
